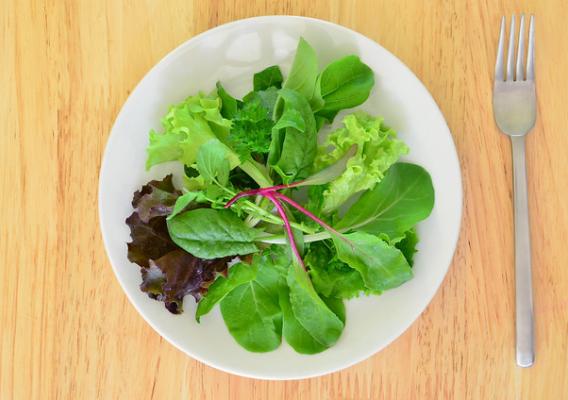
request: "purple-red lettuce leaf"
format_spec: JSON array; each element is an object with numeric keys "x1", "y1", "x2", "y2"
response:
[
  {"x1": 141, "y1": 249, "x2": 231, "y2": 314},
  {"x1": 132, "y1": 174, "x2": 181, "y2": 223}
]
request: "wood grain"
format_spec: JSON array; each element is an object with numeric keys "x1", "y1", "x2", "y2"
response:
[{"x1": 2, "y1": 0, "x2": 567, "y2": 398}]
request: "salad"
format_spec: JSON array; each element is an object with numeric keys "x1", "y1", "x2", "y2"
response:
[{"x1": 125, "y1": 38, "x2": 435, "y2": 354}]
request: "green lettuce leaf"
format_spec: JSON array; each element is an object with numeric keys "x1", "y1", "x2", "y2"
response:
[
  {"x1": 146, "y1": 92, "x2": 233, "y2": 170},
  {"x1": 316, "y1": 112, "x2": 409, "y2": 213}
]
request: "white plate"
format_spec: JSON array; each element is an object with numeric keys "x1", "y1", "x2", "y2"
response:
[{"x1": 99, "y1": 16, "x2": 462, "y2": 380}]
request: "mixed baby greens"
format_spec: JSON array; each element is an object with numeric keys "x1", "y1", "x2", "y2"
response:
[{"x1": 126, "y1": 38, "x2": 435, "y2": 354}]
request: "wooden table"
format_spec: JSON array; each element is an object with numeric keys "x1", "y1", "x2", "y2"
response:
[{"x1": 2, "y1": 1, "x2": 567, "y2": 398}]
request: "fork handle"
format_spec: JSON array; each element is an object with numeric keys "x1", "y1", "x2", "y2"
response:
[{"x1": 511, "y1": 135, "x2": 535, "y2": 367}]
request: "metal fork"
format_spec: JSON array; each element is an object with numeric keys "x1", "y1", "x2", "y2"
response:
[{"x1": 493, "y1": 14, "x2": 536, "y2": 368}]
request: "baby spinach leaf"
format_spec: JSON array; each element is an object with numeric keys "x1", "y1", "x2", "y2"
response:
[
  {"x1": 196, "y1": 261, "x2": 258, "y2": 321},
  {"x1": 167, "y1": 192, "x2": 204, "y2": 220},
  {"x1": 282, "y1": 37, "x2": 319, "y2": 101},
  {"x1": 280, "y1": 289, "x2": 327, "y2": 354},
  {"x1": 333, "y1": 232, "x2": 412, "y2": 291},
  {"x1": 321, "y1": 296, "x2": 345, "y2": 324},
  {"x1": 253, "y1": 65, "x2": 283, "y2": 91},
  {"x1": 216, "y1": 82, "x2": 240, "y2": 119},
  {"x1": 219, "y1": 247, "x2": 289, "y2": 352},
  {"x1": 269, "y1": 88, "x2": 317, "y2": 182},
  {"x1": 336, "y1": 163, "x2": 434, "y2": 238},
  {"x1": 287, "y1": 262, "x2": 344, "y2": 348},
  {"x1": 196, "y1": 139, "x2": 231, "y2": 186},
  {"x1": 315, "y1": 55, "x2": 374, "y2": 123},
  {"x1": 167, "y1": 209, "x2": 260, "y2": 259},
  {"x1": 220, "y1": 282, "x2": 282, "y2": 352}
]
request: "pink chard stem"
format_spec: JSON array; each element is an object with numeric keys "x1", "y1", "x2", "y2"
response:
[
  {"x1": 263, "y1": 193, "x2": 305, "y2": 268},
  {"x1": 273, "y1": 192, "x2": 343, "y2": 238},
  {"x1": 225, "y1": 179, "x2": 346, "y2": 268}
]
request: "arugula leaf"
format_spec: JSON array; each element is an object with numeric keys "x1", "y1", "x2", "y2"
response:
[
  {"x1": 141, "y1": 249, "x2": 230, "y2": 314},
  {"x1": 269, "y1": 88, "x2": 317, "y2": 182},
  {"x1": 315, "y1": 55, "x2": 374, "y2": 123},
  {"x1": 167, "y1": 209, "x2": 260, "y2": 258},
  {"x1": 395, "y1": 228, "x2": 419, "y2": 266},
  {"x1": 253, "y1": 65, "x2": 284, "y2": 91},
  {"x1": 216, "y1": 82, "x2": 240, "y2": 119},
  {"x1": 282, "y1": 37, "x2": 319, "y2": 101},
  {"x1": 333, "y1": 232, "x2": 412, "y2": 291},
  {"x1": 196, "y1": 139, "x2": 231, "y2": 186},
  {"x1": 305, "y1": 241, "x2": 369, "y2": 299},
  {"x1": 315, "y1": 112, "x2": 409, "y2": 213},
  {"x1": 146, "y1": 92, "x2": 232, "y2": 170},
  {"x1": 336, "y1": 163, "x2": 434, "y2": 238},
  {"x1": 220, "y1": 247, "x2": 288, "y2": 352},
  {"x1": 286, "y1": 262, "x2": 344, "y2": 347},
  {"x1": 195, "y1": 261, "x2": 258, "y2": 321}
]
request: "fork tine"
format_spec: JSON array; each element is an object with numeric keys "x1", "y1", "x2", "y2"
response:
[
  {"x1": 516, "y1": 15, "x2": 526, "y2": 80},
  {"x1": 495, "y1": 16, "x2": 506, "y2": 81},
  {"x1": 526, "y1": 15, "x2": 535, "y2": 80},
  {"x1": 506, "y1": 15, "x2": 516, "y2": 80}
]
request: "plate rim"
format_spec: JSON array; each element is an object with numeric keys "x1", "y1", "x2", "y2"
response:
[{"x1": 98, "y1": 15, "x2": 463, "y2": 380}]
